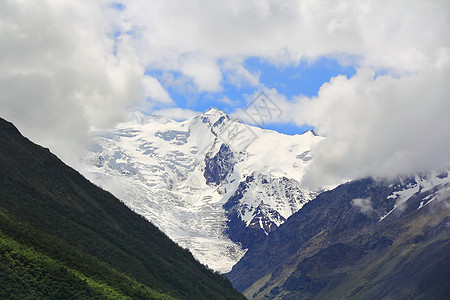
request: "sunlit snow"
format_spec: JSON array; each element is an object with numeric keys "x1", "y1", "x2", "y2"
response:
[{"x1": 81, "y1": 109, "x2": 323, "y2": 272}]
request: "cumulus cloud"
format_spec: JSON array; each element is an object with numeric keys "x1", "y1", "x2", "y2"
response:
[
  {"x1": 0, "y1": 0, "x2": 145, "y2": 166},
  {"x1": 117, "y1": 0, "x2": 449, "y2": 73},
  {"x1": 222, "y1": 60, "x2": 260, "y2": 88},
  {"x1": 297, "y1": 55, "x2": 450, "y2": 188},
  {"x1": 180, "y1": 56, "x2": 222, "y2": 92}
]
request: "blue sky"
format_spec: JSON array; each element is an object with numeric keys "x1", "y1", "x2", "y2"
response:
[{"x1": 146, "y1": 57, "x2": 356, "y2": 135}]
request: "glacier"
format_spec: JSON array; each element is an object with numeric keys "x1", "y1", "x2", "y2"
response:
[{"x1": 81, "y1": 108, "x2": 323, "y2": 272}]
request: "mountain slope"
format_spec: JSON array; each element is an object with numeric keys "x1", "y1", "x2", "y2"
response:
[
  {"x1": 82, "y1": 109, "x2": 322, "y2": 271},
  {"x1": 0, "y1": 117, "x2": 244, "y2": 300},
  {"x1": 227, "y1": 175, "x2": 450, "y2": 299}
]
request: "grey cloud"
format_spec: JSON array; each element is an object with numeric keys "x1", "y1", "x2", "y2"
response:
[{"x1": 351, "y1": 198, "x2": 373, "y2": 214}]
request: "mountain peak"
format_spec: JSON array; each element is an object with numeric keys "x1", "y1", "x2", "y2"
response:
[
  {"x1": 304, "y1": 129, "x2": 318, "y2": 136},
  {"x1": 204, "y1": 107, "x2": 227, "y2": 117},
  {"x1": 199, "y1": 108, "x2": 230, "y2": 128},
  {"x1": 0, "y1": 117, "x2": 18, "y2": 131}
]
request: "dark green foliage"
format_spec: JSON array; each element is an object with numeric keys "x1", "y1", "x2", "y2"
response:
[
  {"x1": 1, "y1": 234, "x2": 103, "y2": 300},
  {"x1": 0, "y1": 211, "x2": 172, "y2": 300},
  {"x1": 0, "y1": 117, "x2": 244, "y2": 300}
]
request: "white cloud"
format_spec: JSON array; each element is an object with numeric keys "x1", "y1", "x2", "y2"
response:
[
  {"x1": 180, "y1": 56, "x2": 222, "y2": 92},
  {"x1": 141, "y1": 75, "x2": 173, "y2": 105},
  {"x1": 0, "y1": 0, "x2": 144, "y2": 167},
  {"x1": 217, "y1": 96, "x2": 239, "y2": 107},
  {"x1": 297, "y1": 54, "x2": 450, "y2": 188},
  {"x1": 222, "y1": 60, "x2": 260, "y2": 88},
  {"x1": 117, "y1": 0, "x2": 449, "y2": 74},
  {"x1": 153, "y1": 107, "x2": 201, "y2": 121}
]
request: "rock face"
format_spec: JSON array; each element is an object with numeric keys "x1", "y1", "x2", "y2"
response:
[
  {"x1": 223, "y1": 174, "x2": 313, "y2": 249},
  {"x1": 227, "y1": 172, "x2": 450, "y2": 299},
  {"x1": 81, "y1": 109, "x2": 323, "y2": 272},
  {"x1": 204, "y1": 144, "x2": 234, "y2": 186}
]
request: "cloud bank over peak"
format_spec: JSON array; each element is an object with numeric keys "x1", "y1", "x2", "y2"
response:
[{"x1": 298, "y1": 59, "x2": 450, "y2": 187}]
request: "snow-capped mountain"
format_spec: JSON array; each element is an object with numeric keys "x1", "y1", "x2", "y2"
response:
[{"x1": 81, "y1": 108, "x2": 323, "y2": 272}]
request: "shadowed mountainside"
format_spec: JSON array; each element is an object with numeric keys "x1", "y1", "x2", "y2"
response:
[{"x1": 228, "y1": 177, "x2": 450, "y2": 299}]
